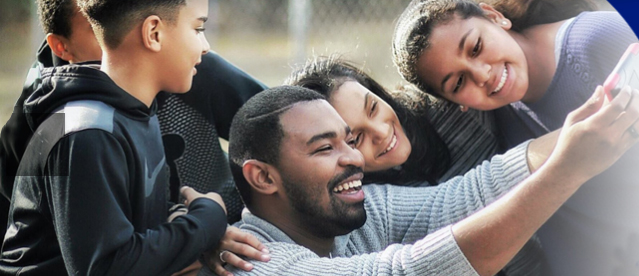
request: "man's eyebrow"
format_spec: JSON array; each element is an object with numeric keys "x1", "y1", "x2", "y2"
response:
[
  {"x1": 198, "y1": 16, "x2": 208, "y2": 23},
  {"x1": 307, "y1": 131, "x2": 337, "y2": 146},
  {"x1": 440, "y1": 28, "x2": 474, "y2": 93},
  {"x1": 306, "y1": 126, "x2": 352, "y2": 146},
  {"x1": 344, "y1": 125, "x2": 352, "y2": 136}
]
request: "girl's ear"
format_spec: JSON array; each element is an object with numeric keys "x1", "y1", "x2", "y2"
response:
[
  {"x1": 479, "y1": 3, "x2": 511, "y2": 30},
  {"x1": 242, "y1": 160, "x2": 280, "y2": 195}
]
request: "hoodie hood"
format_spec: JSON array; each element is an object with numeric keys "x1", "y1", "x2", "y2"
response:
[{"x1": 24, "y1": 64, "x2": 157, "y2": 131}]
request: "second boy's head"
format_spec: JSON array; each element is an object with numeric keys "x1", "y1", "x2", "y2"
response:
[
  {"x1": 38, "y1": 0, "x2": 101, "y2": 63},
  {"x1": 78, "y1": 0, "x2": 210, "y2": 94}
]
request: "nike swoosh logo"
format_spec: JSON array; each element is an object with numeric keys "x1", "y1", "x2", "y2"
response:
[{"x1": 145, "y1": 156, "x2": 166, "y2": 197}]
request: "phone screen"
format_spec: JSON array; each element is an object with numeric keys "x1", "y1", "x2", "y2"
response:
[{"x1": 604, "y1": 43, "x2": 639, "y2": 100}]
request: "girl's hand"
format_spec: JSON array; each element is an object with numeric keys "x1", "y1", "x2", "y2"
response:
[{"x1": 207, "y1": 226, "x2": 270, "y2": 276}]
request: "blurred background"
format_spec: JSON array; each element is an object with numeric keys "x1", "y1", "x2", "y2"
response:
[{"x1": 0, "y1": 0, "x2": 616, "y2": 125}]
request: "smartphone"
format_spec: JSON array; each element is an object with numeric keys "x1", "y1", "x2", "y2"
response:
[{"x1": 603, "y1": 43, "x2": 639, "y2": 100}]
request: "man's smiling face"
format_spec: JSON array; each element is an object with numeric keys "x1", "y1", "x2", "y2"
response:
[{"x1": 275, "y1": 100, "x2": 367, "y2": 238}]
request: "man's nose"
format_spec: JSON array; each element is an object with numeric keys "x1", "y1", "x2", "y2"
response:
[{"x1": 339, "y1": 145, "x2": 365, "y2": 168}]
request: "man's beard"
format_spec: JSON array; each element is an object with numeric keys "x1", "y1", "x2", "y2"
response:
[{"x1": 282, "y1": 166, "x2": 367, "y2": 238}]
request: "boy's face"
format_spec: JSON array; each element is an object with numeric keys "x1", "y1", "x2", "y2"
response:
[
  {"x1": 416, "y1": 14, "x2": 529, "y2": 111},
  {"x1": 159, "y1": 0, "x2": 211, "y2": 93}
]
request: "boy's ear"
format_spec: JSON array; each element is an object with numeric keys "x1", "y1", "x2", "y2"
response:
[
  {"x1": 46, "y1": 33, "x2": 74, "y2": 62},
  {"x1": 479, "y1": 3, "x2": 511, "y2": 30},
  {"x1": 141, "y1": 15, "x2": 163, "y2": 52},
  {"x1": 242, "y1": 160, "x2": 280, "y2": 196}
]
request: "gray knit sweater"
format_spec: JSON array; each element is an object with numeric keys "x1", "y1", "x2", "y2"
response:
[{"x1": 201, "y1": 142, "x2": 541, "y2": 275}]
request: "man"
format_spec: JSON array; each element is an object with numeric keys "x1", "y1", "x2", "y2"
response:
[
  {"x1": 0, "y1": 0, "x2": 266, "y2": 229},
  {"x1": 214, "y1": 85, "x2": 638, "y2": 275},
  {"x1": 0, "y1": 0, "x2": 227, "y2": 274}
]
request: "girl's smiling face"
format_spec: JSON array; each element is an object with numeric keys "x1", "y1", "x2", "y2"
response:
[
  {"x1": 328, "y1": 81, "x2": 412, "y2": 172},
  {"x1": 416, "y1": 6, "x2": 529, "y2": 111}
]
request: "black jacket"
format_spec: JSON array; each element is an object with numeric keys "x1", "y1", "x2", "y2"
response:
[
  {"x1": 0, "y1": 41, "x2": 267, "y2": 226},
  {"x1": 0, "y1": 64, "x2": 227, "y2": 275}
]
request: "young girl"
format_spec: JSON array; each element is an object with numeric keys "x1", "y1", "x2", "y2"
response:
[
  {"x1": 286, "y1": 56, "x2": 504, "y2": 185},
  {"x1": 392, "y1": 1, "x2": 639, "y2": 274},
  {"x1": 392, "y1": 0, "x2": 637, "y2": 147}
]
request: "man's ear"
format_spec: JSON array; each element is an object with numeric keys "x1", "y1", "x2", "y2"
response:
[
  {"x1": 141, "y1": 15, "x2": 163, "y2": 52},
  {"x1": 479, "y1": 3, "x2": 511, "y2": 30},
  {"x1": 46, "y1": 33, "x2": 74, "y2": 62},
  {"x1": 242, "y1": 160, "x2": 280, "y2": 195}
]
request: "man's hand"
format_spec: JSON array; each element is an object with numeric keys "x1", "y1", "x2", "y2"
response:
[
  {"x1": 206, "y1": 226, "x2": 270, "y2": 276},
  {"x1": 181, "y1": 186, "x2": 227, "y2": 215}
]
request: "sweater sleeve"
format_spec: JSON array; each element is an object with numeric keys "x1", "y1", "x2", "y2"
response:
[
  {"x1": 210, "y1": 142, "x2": 531, "y2": 276},
  {"x1": 220, "y1": 226, "x2": 477, "y2": 276},
  {"x1": 369, "y1": 140, "x2": 531, "y2": 244},
  {"x1": 46, "y1": 130, "x2": 227, "y2": 275}
]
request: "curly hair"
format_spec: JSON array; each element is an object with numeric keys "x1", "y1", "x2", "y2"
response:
[{"x1": 37, "y1": 0, "x2": 76, "y2": 37}]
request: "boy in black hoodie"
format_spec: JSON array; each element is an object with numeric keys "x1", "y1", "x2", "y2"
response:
[
  {"x1": 0, "y1": 0, "x2": 266, "y2": 229},
  {"x1": 0, "y1": 0, "x2": 228, "y2": 274}
]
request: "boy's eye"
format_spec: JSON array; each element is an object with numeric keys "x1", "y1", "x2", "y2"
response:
[
  {"x1": 453, "y1": 75, "x2": 464, "y2": 93},
  {"x1": 196, "y1": 27, "x2": 206, "y2": 33},
  {"x1": 472, "y1": 38, "x2": 482, "y2": 57}
]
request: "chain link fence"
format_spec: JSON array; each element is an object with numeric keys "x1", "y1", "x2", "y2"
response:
[
  {"x1": 209, "y1": 0, "x2": 413, "y2": 88},
  {"x1": 208, "y1": 0, "x2": 614, "y2": 88}
]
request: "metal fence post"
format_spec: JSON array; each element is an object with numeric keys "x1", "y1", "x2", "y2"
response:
[{"x1": 288, "y1": 0, "x2": 310, "y2": 64}]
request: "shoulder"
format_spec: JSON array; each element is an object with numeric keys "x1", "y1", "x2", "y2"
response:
[
  {"x1": 566, "y1": 11, "x2": 637, "y2": 49},
  {"x1": 60, "y1": 100, "x2": 116, "y2": 135}
]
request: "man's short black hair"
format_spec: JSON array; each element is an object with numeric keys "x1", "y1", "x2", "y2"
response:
[
  {"x1": 37, "y1": 0, "x2": 76, "y2": 37},
  {"x1": 77, "y1": 0, "x2": 185, "y2": 49},
  {"x1": 228, "y1": 85, "x2": 325, "y2": 207}
]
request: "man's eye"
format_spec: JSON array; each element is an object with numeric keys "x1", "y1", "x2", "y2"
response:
[
  {"x1": 315, "y1": 146, "x2": 333, "y2": 153},
  {"x1": 453, "y1": 75, "x2": 464, "y2": 93},
  {"x1": 196, "y1": 27, "x2": 206, "y2": 33}
]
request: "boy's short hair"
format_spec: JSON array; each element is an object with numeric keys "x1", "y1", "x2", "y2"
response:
[
  {"x1": 77, "y1": 0, "x2": 186, "y2": 49},
  {"x1": 37, "y1": 0, "x2": 76, "y2": 37}
]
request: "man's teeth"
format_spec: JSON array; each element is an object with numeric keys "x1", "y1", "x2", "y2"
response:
[
  {"x1": 381, "y1": 135, "x2": 397, "y2": 155},
  {"x1": 333, "y1": 180, "x2": 362, "y2": 193},
  {"x1": 492, "y1": 67, "x2": 508, "y2": 94}
]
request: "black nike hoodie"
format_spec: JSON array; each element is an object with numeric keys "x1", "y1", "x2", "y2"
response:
[{"x1": 0, "y1": 64, "x2": 226, "y2": 275}]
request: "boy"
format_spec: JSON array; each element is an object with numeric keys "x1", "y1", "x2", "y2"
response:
[
  {"x1": 0, "y1": 0, "x2": 227, "y2": 274},
  {"x1": 0, "y1": 0, "x2": 267, "y2": 231}
]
